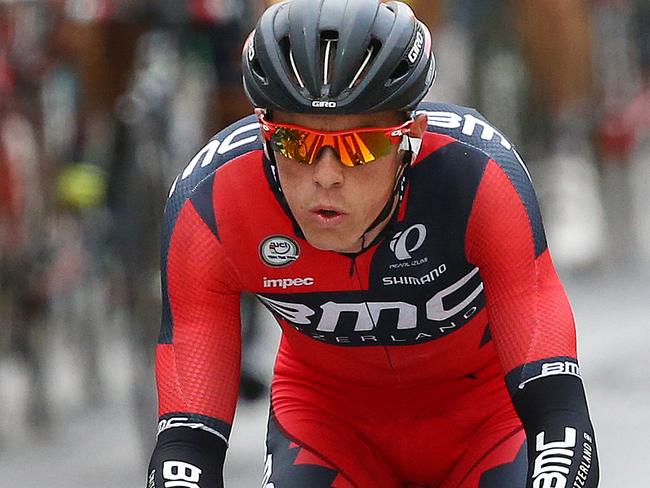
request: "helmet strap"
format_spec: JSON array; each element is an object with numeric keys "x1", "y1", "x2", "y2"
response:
[
  {"x1": 263, "y1": 140, "x2": 305, "y2": 239},
  {"x1": 263, "y1": 135, "x2": 419, "y2": 253},
  {"x1": 354, "y1": 146, "x2": 413, "y2": 254}
]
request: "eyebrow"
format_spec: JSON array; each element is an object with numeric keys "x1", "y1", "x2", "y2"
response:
[
  {"x1": 273, "y1": 110, "x2": 406, "y2": 129},
  {"x1": 275, "y1": 117, "x2": 404, "y2": 130}
]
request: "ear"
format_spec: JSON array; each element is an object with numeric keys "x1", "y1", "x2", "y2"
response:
[
  {"x1": 255, "y1": 108, "x2": 268, "y2": 146},
  {"x1": 410, "y1": 113, "x2": 429, "y2": 138},
  {"x1": 401, "y1": 113, "x2": 428, "y2": 164}
]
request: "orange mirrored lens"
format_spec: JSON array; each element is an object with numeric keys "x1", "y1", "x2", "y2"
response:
[{"x1": 270, "y1": 128, "x2": 396, "y2": 166}]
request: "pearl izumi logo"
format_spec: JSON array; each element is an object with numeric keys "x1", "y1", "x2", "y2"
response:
[
  {"x1": 260, "y1": 236, "x2": 300, "y2": 267},
  {"x1": 390, "y1": 224, "x2": 427, "y2": 260}
]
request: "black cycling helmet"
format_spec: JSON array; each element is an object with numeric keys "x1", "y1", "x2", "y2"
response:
[{"x1": 242, "y1": 0, "x2": 436, "y2": 114}]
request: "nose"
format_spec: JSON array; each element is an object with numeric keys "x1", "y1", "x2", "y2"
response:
[{"x1": 312, "y1": 147, "x2": 344, "y2": 189}]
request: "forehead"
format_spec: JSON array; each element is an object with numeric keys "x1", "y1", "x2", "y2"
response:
[{"x1": 273, "y1": 111, "x2": 406, "y2": 131}]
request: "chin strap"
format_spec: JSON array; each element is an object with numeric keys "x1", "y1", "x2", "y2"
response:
[
  {"x1": 355, "y1": 134, "x2": 421, "y2": 253},
  {"x1": 264, "y1": 140, "x2": 306, "y2": 239}
]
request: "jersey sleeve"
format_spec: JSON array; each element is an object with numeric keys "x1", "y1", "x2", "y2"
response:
[
  {"x1": 148, "y1": 173, "x2": 243, "y2": 488},
  {"x1": 465, "y1": 158, "x2": 599, "y2": 488}
]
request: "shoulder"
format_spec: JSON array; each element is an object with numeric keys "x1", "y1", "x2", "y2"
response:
[
  {"x1": 166, "y1": 115, "x2": 262, "y2": 208},
  {"x1": 415, "y1": 101, "x2": 528, "y2": 178},
  {"x1": 416, "y1": 102, "x2": 510, "y2": 147},
  {"x1": 160, "y1": 114, "x2": 263, "y2": 248},
  {"x1": 415, "y1": 101, "x2": 534, "y2": 202},
  {"x1": 416, "y1": 103, "x2": 547, "y2": 256}
]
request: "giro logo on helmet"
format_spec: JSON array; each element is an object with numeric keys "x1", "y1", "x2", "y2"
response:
[
  {"x1": 408, "y1": 30, "x2": 425, "y2": 64},
  {"x1": 312, "y1": 100, "x2": 338, "y2": 109}
]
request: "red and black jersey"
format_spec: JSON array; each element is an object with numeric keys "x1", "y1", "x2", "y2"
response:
[{"x1": 150, "y1": 102, "x2": 598, "y2": 488}]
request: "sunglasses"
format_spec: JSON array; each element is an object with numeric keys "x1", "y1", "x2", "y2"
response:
[{"x1": 258, "y1": 113, "x2": 415, "y2": 167}]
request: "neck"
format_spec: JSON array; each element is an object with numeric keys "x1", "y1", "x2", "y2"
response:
[{"x1": 351, "y1": 153, "x2": 410, "y2": 253}]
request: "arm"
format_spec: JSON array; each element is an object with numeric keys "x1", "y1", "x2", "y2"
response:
[
  {"x1": 148, "y1": 193, "x2": 243, "y2": 488},
  {"x1": 466, "y1": 158, "x2": 599, "y2": 487}
]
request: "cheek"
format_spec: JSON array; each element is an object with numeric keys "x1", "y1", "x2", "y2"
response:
[
  {"x1": 355, "y1": 160, "x2": 399, "y2": 202},
  {"x1": 276, "y1": 160, "x2": 310, "y2": 204}
]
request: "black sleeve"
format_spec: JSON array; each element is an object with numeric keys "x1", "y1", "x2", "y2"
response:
[
  {"x1": 147, "y1": 427, "x2": 228, "y2": 488},
  {"x1": 509, "y1": 368, "x2": 599, "y2": 488}
]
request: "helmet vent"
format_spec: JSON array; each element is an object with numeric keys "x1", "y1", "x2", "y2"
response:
[
  {"x1": 320, "y1": 31, "x2": 338, "y2": 85},
  {"x1": 348, "y1": 39, "x2": 381, "y2": 89},
  {"x1": 387, "y1": 60, "x2": 410, "y2": 86},
  {"x1": 279, "y1": 36, "x2": 306, "y2": 88},
  {"x1": 288, "y1": 49, "x2": 306, "y2": 88},
  {"x1": 250, "y1": 56, "x2": 267, "y2": 83}
]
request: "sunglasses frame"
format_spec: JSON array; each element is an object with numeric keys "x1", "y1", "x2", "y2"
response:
[{"x1": 258, "y1": 112, "x2": 416, "y2": 167}]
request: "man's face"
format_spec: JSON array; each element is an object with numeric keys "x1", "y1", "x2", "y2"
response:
[{"x1": 269, "y1": 111, "x2": 426, "y2": 254}]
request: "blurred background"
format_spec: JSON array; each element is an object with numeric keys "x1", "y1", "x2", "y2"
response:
[{"x1": 0, "y1": 0, "x2": 648, "y2": 486}]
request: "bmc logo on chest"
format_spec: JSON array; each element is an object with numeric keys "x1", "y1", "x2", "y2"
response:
[{"x1": 258, "y1": 267, "x2": 483, "y2": 333}]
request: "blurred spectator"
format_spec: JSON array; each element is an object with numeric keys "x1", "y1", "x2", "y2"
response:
[
  {"x1": 409, "y1": 0, "x2": 606, "y2": 270},
  {"x1": 1, "y1": 0, "x2": 265, "y2": 451}
]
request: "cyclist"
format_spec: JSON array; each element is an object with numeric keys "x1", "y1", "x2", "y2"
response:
[{"x1": 148, "y1": 1, "x2": 600, "y2": 486}]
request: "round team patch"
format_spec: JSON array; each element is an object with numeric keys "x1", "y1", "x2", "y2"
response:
[{"x1": 260, "y1": 236, "x2": 300, "y2": 267}]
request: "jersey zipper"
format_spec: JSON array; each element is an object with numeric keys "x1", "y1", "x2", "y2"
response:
[
  {"x1": 348, "y1": 252, "x2": 399, "y2": 375},
  {"x1": 348, "y1": 254, "x2": 357, "y2": 278}
]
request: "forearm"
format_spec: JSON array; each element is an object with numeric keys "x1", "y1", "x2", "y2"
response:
[
  {"x1": 507, "y1": 362, "x2": 599, "y2": 488},
  {"x1": 148, "y1": 426, "x2": 228, "y2": 488}
]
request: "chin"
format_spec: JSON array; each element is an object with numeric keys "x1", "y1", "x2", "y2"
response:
[{"x1": 302, "y1": 229, "x2": 360, "y2": 253}]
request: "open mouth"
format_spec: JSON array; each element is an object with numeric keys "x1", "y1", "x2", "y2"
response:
[{"x1": 317, "y1": 209, "x2": 341, "y2": 218}]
